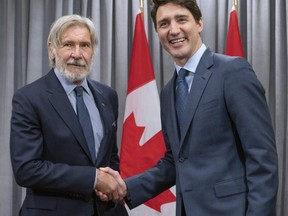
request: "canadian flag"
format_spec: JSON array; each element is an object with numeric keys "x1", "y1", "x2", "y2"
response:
[
  {"x1": 120, "y1": 13, "x2": 176, "y2": 215},
  {"x1": 225, "y1": 5, "x2": 245, "y2": 57}
]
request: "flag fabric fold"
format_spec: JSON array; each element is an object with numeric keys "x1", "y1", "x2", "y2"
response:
[
  {"x1": 120, "y1": 13, "x2": 176, "y2": 216},
  {"x1": 225, "y1": 5, "x2": 244, "y2": 57}
]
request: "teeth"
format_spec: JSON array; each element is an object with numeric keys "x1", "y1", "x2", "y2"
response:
[{"x1": 171, "y1": 38, "x2": 185, "y2": 44}]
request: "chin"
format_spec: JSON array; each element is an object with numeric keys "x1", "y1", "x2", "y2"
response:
[
  {"x1": 62, "y1": 69, "x2": 90, "y2": 83},
  {"x1": 176, "y1": 47, "x2": 193, "y2": 57}
]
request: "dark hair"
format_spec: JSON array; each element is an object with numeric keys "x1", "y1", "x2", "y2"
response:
[{"x1": 150, "y1": 0, "x2": 202, "y2": 30}]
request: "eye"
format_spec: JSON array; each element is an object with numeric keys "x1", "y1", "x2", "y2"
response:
[
  {"x1": 178, "y1": 18, "x2": 187, "y2": 23},
  {"x1": 81, "y1": 43, "x2": 91, "y2": 48},
  {"x1": 176, "y1": 15, "x2": 188, "y2": 24},
  {"x1": 63, "y1": 42, "x2": 73, "y2": 47},
  {"x1": 158, "y1": 21, "x2": 168, "y2": 28}
]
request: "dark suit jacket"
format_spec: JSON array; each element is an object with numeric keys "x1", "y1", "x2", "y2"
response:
[
  {"x1": 10, "y1": 69, "x2": 127, "y2": 216},
  {"x1": 125, "y1": 48, "x2": 278, "y2": 216}
]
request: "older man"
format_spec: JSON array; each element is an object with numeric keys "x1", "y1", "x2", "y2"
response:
[{"x1": 10, "y1": 15, "x2": 127, "y2": 216}]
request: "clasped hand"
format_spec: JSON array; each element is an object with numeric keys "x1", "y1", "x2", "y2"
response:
[{"x1": 95, "y1": 167, "x2": 127, "y2": 202}]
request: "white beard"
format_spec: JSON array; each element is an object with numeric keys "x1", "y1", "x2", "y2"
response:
[{"x1": 55, "y1": 52, "x2": 92, "y2": 83}]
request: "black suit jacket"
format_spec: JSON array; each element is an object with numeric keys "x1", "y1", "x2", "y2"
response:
[{"x1": 10, "y1": 69, "x2": 127, "y2": 216}]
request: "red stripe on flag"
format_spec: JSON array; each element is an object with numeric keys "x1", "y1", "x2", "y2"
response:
[
  {"x1": 127, "y1": 14, "x2": 155, "y2": 94},
  {"x1": 225, "y1": 6, "x2": 244, "y2": 57}
]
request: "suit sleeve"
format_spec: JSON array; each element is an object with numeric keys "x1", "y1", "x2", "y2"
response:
[
  {"x1": 125, "y1": 146, "x2": 176, "y2": 208},
  {"x1": 224, "y1": 58, "x2": 278, "y2": 215}
]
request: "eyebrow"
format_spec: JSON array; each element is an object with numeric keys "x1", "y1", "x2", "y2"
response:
[
  {"x1": 174, "y1": 14, "x2": 189, "y2": 19},
  {"x1": 61, "y1": 40, "x2": 91, "y2": 44},
  {"x1": 158, "y1": 14, "x2": 189, "y2": 23}
]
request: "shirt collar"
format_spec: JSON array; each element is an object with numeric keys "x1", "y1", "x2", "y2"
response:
[{"x1": 175, "y1": 43, "x2": 207, "y2": 74}]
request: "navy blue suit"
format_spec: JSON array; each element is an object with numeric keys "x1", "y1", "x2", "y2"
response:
[
  {"x1": 10, "y1": 69, "x2": 127, "y2": 216},
  {"x1": 125, "y1": 49, "x2": 278, "y2": 216}
]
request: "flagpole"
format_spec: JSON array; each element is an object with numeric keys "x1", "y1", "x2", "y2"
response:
[
  {"x1": 234, "y1": 0, "x2": 239, "y2": 14},
  {"x1": 140, "y1": 0, "x2": 144, "y2": 16}
]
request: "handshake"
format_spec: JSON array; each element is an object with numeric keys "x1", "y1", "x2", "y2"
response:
[{"x1": 95, "y1": 167, "x2": 127, "y2": 202}]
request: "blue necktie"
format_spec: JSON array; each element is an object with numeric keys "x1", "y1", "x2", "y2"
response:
[
  {"x1": 176, "y1": 68, "x2": 189, "y2": 135},
  {"x1": 74, "y1": 86, "x2": 96, "y2": 163}
]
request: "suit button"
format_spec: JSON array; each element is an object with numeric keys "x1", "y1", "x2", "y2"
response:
[{"x1": 179, "y1": 157, "x2": 185, "y2": 163}]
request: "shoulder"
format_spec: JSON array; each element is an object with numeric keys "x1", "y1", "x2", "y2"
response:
[
  {"x1": 202, "y1": 48, "x2": 249, "y2": 68},
  {"x1": 13, "y1": 75, "x2": 51, "y2": 101},
  {"x1": 14, "y1": 70, "x2": 55, "y2": 96},
  {"x1": 202, "y1": 49, "x2": 255, "y2": 80},
  {"x1": 211, "y1": 50, "x2": 251, "y2": 71}
]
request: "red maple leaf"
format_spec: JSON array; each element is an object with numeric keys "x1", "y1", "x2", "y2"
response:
[{"x1": 120, "y1": 113, "x2": 176, "y2": 212}]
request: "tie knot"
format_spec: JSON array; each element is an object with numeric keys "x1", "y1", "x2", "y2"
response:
[
  {"x1": 178, "y1": 68, "x2": 189, "y2": 80},
  {"x1": 74, "y1": 86, "x2": 84, "y2": 97}
]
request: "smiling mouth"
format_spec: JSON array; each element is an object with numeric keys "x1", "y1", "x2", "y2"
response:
[{"x1": 170, "y1": 38, "x2": 185, "y2": 44}]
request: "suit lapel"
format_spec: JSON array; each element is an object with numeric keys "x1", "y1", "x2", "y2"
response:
[
  {"x1": 165, "y1": 71, "x2": 182, "y2": 147},
  {"x1": 180, "y1": 49, "x2": 214, "y2": 145},
  {"x1": 45, "y1": 71, "x2": 93, "y2": 163},
  {"x1": 88, "y1": 81, "x2": 114, "y2": 167}
]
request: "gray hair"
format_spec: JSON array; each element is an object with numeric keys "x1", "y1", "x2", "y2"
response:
[{"x1": 47, "y1": 14, "x2": 98, "y2": 67}]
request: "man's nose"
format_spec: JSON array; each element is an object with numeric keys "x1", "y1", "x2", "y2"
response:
[
  {"x1": 169, "y1": 21, "x2": 180, "y2": 35},
  {"x1": 71, "y1": 45, "x2": 82, "y2": 58}
]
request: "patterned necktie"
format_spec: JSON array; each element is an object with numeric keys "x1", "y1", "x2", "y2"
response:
[
  {"x1": 74, "y1": 86, "x2": 96, "y2": 163},
  {"x1": 176, "y1": 68, "x2": 189, "y2": 135}
]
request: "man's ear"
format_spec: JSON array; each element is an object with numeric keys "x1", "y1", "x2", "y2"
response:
[
  {"x1": 197, "y1": 18, "x2": 204, "y2": 33},
  {"x1": 48, "y1": 42, "x2": 55, "y2": 61}
]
